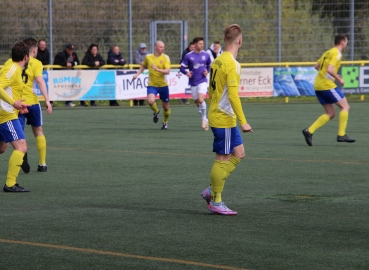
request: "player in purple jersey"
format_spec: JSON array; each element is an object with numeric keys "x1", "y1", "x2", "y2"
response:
[{"x1": 180, "y1": 37, "x2": 212, "y2": 131}]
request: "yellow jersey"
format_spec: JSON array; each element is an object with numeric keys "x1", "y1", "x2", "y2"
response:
[
  {"x1": 21, "y1": 57, "x2": 43, "y2": 105},
  {"x1": 142, "y1": 53, "x2": 170, "y2": 87},
  {"x1": 0, "y1": 60, "x2": 24, "y2": 124},
  {"x1": 314, "y1": 47, "x2": 342, "y2": 91},
  {"x1": 208, "y1": 51, "x2": 247, "y2": 128}
]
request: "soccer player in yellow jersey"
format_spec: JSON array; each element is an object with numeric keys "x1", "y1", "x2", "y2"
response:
[
  {"x1": 0, "y1": 41, "x2": 30, "y2": 192},
  {"x1": 18, "y1": 38, "x2": 52, "y2": 172},
  {"x1": 201, "y1": 24, "x2": 252, "y2": 215},
  {"x1": 302, "y1": 34, "x2": 355, "y2": 146},
  {"x1": 133, "y1": 41, "x2": 171, "y2": 130}
]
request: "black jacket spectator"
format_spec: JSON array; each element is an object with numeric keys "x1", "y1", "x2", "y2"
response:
[
  {"x1": 107, "y1": 49, "x2": 126, "y2": 66},
  {"x1": 36, "y1": 48, "x2": 50, "y2": 65},
  {"x1": 54, "y1": 50, "x2": 80, "y2": 66},
  {"x1": 82, "y1": 50, "x2": 105, "y2": 67}
]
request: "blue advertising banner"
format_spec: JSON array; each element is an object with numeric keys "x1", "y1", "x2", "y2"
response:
[
  {"x1": 273, "y1": 67, "x2": 317, "y2": 96},
  {"x1": 48, "y1": 70, "x2": 115, "y2": 101}
]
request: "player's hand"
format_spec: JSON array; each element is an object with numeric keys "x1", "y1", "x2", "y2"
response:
[
  {"x1": 186, "y1": 71, "x2": 192, "y2": 78},
  {"x1": 151, "y1": 64, "x2": 158, "y2": 71},
  {"x1": 241, "y1": 123, "x2": 253, "y2": 133},
  {"x1": 19, "y1": 107, "x2": 29, "y2": 114},
  {"x1": 133, "y1": 74, "x2": 138, "y2": 80},
  {"x1": 338, "y1": 77, "x2": 344, "y2": 86},
  {"x1": 203, "y1": 70, "x2": 208, "y2": 77},
  {"x1": 13, "y1": 100, "x2": 26, "y2": 110},
  {"x1": 45, "y1": 101, "x2": 53, "y2": 114}
]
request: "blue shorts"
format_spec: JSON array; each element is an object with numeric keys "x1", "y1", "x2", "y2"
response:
[
  {"x1": 0, "y1": 119, "x2": 26, "y2": 143},
  {"x1": 18, "y1": 104, "x2": 43, "y2": 129},
  {"x1": 147, "y1": 86, "x2": 170, "y2": 102},
  {"x1": 315, "y1": 88, "x2": 345, "y2": 105},
  {"x1": 211, "y1": 127, "x2": 243, "y2": 155}
]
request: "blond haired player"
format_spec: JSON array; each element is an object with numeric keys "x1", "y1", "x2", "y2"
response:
[
  {"x1": 201, "y1": 24, "x2": 252, "y2": 215},
  {"x1": 133, "y1": 41, "x2": 171, "y2": 130},
  {"x1": 0, "y1": 41, "x2": 30, "y2": 192},
  {"x1": 302, "y1": 34, "x2": 355, "y2": 146}
]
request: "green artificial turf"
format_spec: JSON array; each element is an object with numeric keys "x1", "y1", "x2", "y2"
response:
[{"x1": 0, "y1": 102, "x2": 368, "y2": 270}]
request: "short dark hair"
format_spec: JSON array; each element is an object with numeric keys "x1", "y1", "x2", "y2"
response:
[
  {"x1": 192, "y1": 37, "x2": 204, "y2": 44},
  {"x1": 213, "y1": 41, "x2": 221, "y2": 45},
  {"x1": 23, "y1": 38, "x2": 38, "y2": 51},
  {"x1": 38, "y1": 39, "x2": 47, "y2": 45},
  {"x1": 89, "y1": 43, "x2": 98, "y2": 51},
  {"x1": 12, "y1": 41, "x2": 29, "y2": 62},
  {"x1": 335, "y1": 34, "x2": 347, "y2": 45}
]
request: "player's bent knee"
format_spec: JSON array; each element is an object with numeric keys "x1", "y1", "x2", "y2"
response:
[{"x1": 233, "y1": 151, "x2": 245, "y2": 159}]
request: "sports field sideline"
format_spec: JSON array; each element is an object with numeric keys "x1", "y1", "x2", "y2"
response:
[{"x1": 0, "y1": 102, "x2": 368, "y2": 270}]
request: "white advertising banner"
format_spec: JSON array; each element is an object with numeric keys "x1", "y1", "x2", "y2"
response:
[
  {"x1": 115, "y1": 69, "x2": 192, "y2": 100},
  {"x1": 44, "y1": 67, "x2": 275, "y2": 101},
  {"x1": 238, "y1": 68, "x2": 274, "y2": 97}
]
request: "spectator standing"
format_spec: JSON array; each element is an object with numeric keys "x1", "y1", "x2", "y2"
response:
[
  {"x1": 181, "y1": 42, "x2": 194, "y2": 62},
  {"x1": 36, "y1": 39, "x2": 50, "y2": 66},
  {"x1": 81, "y1": 43, "x2": 105, "y2": 107},
  {"x1": 107, "y1": 45, "x2": 126, "y2": 106},
  {"x1": 36, "y1": 39, "x2": 53, "y2": 106},
  {"x1": 53, "y1": 43, "x2": 80, "y2": 107},
  {"x1": 133, "y1": 43, "x2": 149, "y2": 106},
  {"x1": 206, "y1": 41, "x2": 223, "y2": 63}
]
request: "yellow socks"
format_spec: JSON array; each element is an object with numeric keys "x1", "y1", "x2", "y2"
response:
[
  {"x1": 308, "y1": 114, "x2": 330, "y2": 134},
  {"x1": 150, "y1": 102, "x2": 159, "y2": 114},
  {"x1": 36, "y1": 135, "x2": 46, "y2": 165},
  {"x1": 210, "y1": 160, "x2": 229, "y2": 203},
  {"x1": 338, "y1": 111, "x2": 349, "y2": 136},
  {"x1": 6, "y1": 150, "x2": 24, "y2": 187},
  {"x1": 163, "y1": 109, "x2": 171, "y2": 123},
  {"x1": 225, "y1": 155, "x2": 241, "y2": 179}
]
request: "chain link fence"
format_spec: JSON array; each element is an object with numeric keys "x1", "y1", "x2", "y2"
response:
[{"x1": 1, "y1": 0, "x2": 368, "y2": 65}]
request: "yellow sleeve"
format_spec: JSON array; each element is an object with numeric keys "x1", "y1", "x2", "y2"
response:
[
  {"x1": 142, "y1": 55, "x2": 148, "y2": 67},
  {"x1": 0, "y1": 86, "x2": 16, "y2": 105},
  {"x1": 227, "y1": 70, "x2": 247, "y2": 125},
  {"x1": 317, "y1": 55, "x2": 323, "y2": 66},
  {"x1": 328, "y1": 50, "x2": 340, "y2": 67},
  {"x1": 34, "y1": 60, "x2": 43, "y2": 77}
]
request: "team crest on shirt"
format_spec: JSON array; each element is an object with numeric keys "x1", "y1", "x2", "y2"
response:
[
  {"x1": 202, "y1": 56, "x2": 206, "y2": 60},
  {"x1": 160, "y1": 61, "x2": 163, "y2": 64}
]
